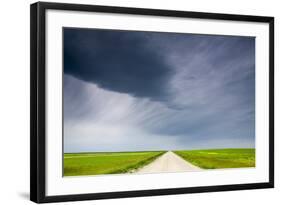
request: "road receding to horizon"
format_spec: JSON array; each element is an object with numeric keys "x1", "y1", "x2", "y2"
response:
[{"x1": 135, "y1": 151, "x2": 201, "y2": 174}]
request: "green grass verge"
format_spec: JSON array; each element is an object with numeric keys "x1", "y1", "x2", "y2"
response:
[
  {"x1": 174, "y1": 148, "x2": 255, "y2": 169},
  {"x1": 64, "y1": 151, "x2": 165, "y2": 176}
]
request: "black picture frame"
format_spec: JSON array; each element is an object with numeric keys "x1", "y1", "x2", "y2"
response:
[{"x1": 30, "y1": 1, "x2": 274, "y2": 203}]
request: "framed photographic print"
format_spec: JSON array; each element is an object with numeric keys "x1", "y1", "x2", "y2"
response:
[{"x1": 30, "y1": 1, "x2": 274, "y2": 203}]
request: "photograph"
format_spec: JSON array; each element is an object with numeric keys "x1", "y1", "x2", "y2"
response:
[{"x1": 63, "y1": 28, "x2": 256, "y2": 177}]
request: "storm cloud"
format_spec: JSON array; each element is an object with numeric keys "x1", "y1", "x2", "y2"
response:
[
  {"x1": 63, "y1": 28, "x2": 255, "y2": 152},
  {"x1": 64, "y1": 28, "x2": 174, "y2": 102}
]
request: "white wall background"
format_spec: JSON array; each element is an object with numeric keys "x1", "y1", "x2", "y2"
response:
[{"x1": 0, "y1": 0, "x2": 278, "y2": 204}]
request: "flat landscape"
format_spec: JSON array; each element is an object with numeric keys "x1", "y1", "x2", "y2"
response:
[
  {"x1": 64, "y1": 151, "x2": 164, "y2": 176},
  {"x1": 174, "y1": 148, "x2": 255, "y2": 169},
  {"x1": 63, "y1": 30, "x2": 256, "y2": 178},
  {"x1": 64, "y1": 149, "x2": 255, "y2": 176}
]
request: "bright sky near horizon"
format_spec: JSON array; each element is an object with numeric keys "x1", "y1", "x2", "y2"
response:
[{"x1": 63, "y1": 28, "x2": 255, "y2": 153}]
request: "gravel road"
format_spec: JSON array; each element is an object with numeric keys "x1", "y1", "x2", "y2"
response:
[{"x1": 135, "y1": 151, "x2": 201, "y2": 174}]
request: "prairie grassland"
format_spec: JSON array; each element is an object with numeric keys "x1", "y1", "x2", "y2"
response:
[
  {"x1": 64, "y1": 151, "x2": 165, "y2": 176},
  {"x1": 174, "y1": 148, "x2": 255, "y2": 169}
]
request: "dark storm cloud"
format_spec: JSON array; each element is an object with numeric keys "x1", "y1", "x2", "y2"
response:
[{"x1": 64, "y1": 28, "x2": 174, "y2": 102}]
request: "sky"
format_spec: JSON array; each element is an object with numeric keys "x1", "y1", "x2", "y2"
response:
[{"x1": 63, "y1": 28, "x2": 255, "y2": 153}]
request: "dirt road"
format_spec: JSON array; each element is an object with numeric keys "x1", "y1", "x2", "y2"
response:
[{"x1": 135, "y1": 151, "x2": 201, "y2": 174}]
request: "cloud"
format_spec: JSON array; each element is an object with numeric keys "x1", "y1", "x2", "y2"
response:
[{"x1": 64, "y1": 28, "x2": 174, "y2": 103}]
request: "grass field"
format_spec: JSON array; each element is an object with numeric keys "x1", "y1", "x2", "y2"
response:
[
  {"x1": 174, "y1": 148, "x2": 255, "y2": 169},
  {"x1": 64, "y1": 151, "x2": 165, "y2": 176}
]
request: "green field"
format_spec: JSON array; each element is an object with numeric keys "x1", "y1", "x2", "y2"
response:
[
  {"x1": 64, "y1": 151, "x2": 164, "y2": 176},
  {"x1": 174, "y1": 148, "x2": 255, "y2": 169}
]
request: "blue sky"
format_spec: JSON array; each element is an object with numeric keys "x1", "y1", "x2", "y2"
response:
[{"x1": 63, "y1": 28, "x2": 255, "y2": 153}]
